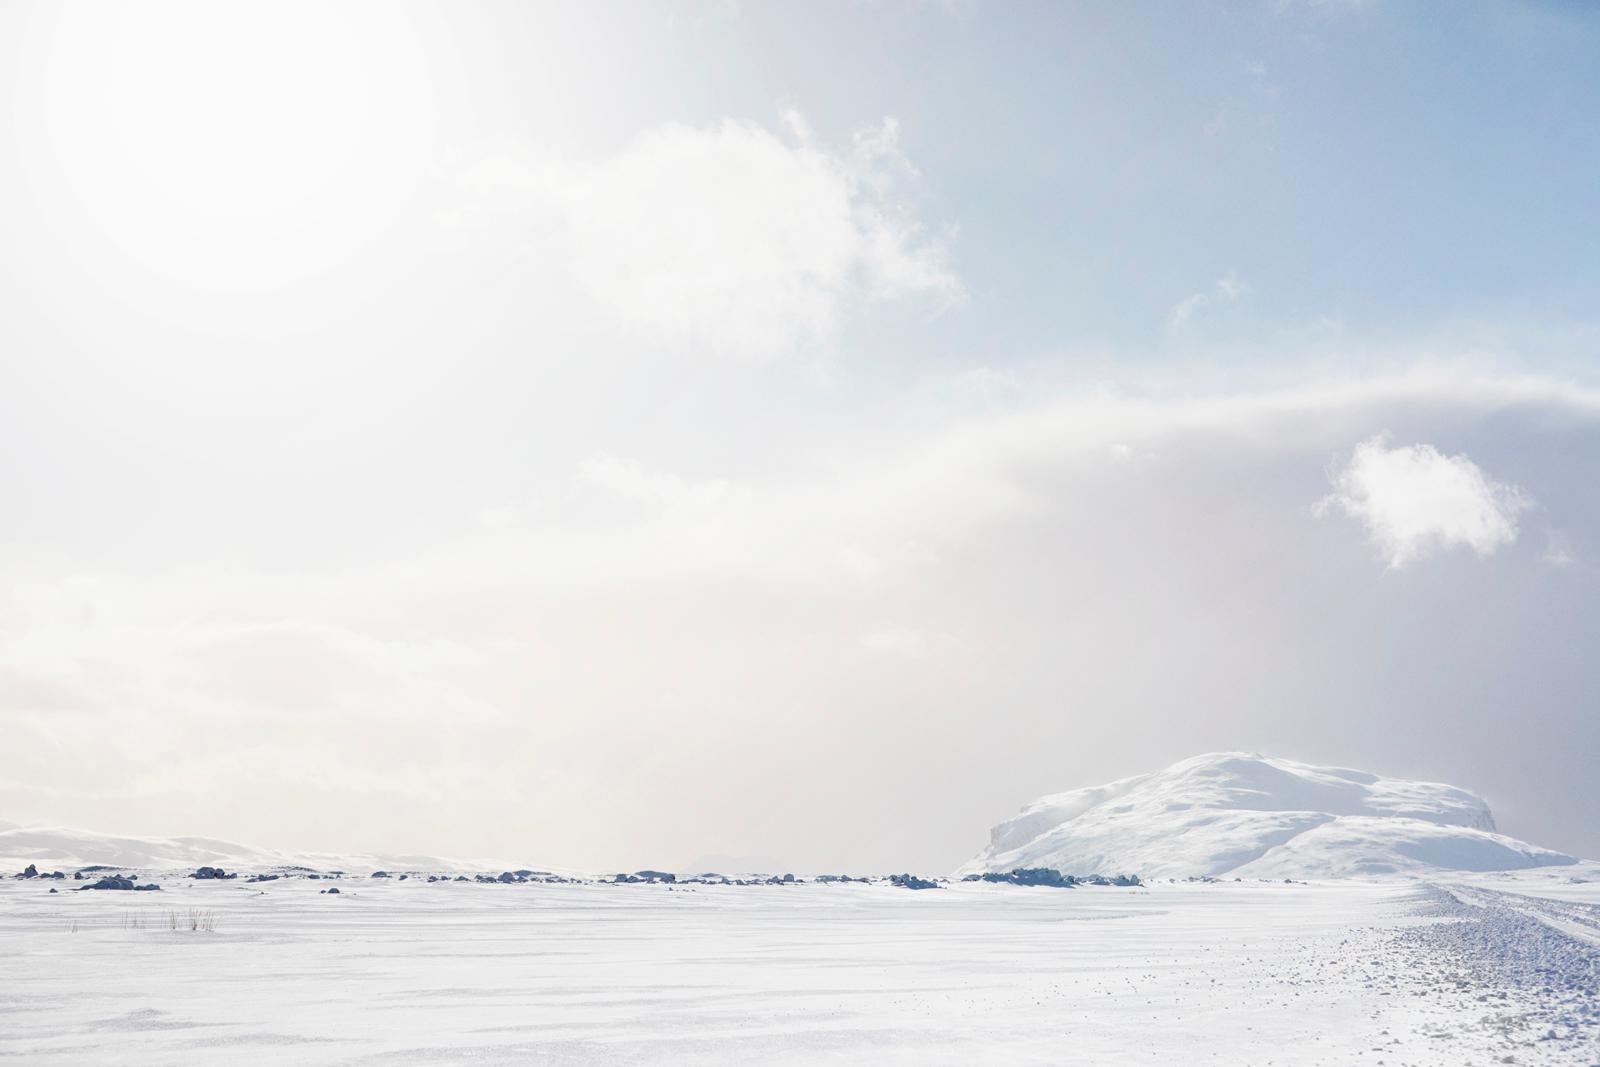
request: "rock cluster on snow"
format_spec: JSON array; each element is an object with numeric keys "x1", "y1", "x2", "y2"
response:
[
  {"x1": 13, "y1": 864, "x2": 66, "y2": 880},
  {"x1": 962, "y1": 868, "x2": 1141, "y2": 888}
]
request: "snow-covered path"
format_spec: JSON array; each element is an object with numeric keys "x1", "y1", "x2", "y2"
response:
[
  {"x1": 2, "y1": 877, "x2": 1597, "y2": 1064},
  {"x1": 1447, "y1": 883, "x2": 1600, "y2": 947},
  {"x1": 1393, "y1": 882, "x2": 1600, "y2": 1060}
]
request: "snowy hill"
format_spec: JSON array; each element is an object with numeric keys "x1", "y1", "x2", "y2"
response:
[
  {"x1": 960, "y1": 753, "x2": 1577, "y2": 880},
  {"x1": 0, "y1": 826, "x2": 520, "y2": 876},
  {"x1": 0, "y1": 827, "x2": 287, "y2": 871}
]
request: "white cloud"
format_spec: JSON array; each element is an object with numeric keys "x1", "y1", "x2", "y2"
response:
[
  {"x1": 1170, "y1": 272, "x2": 1249, "y2": 330},
  {"x1": 1317, "y1": 434, "x2": 1531, "y2": 568},
  {"x1": 577, "y1": 455, "x2": 751, "y2": 514},
  {"x1": 455, "y1": 111, "x2": 961, "y2": 359}
]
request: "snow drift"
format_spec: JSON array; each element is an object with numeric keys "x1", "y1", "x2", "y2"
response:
[{"x1": 961, "y1": 752, "x2": 1576, "y2": 880}]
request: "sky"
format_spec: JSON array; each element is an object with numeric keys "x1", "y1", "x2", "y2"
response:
[{"x1": 1, "y1": 0, "x2": 1598, "y2": 873}]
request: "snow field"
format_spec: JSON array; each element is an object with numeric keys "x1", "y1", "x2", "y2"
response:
[{"x1": 2, "y1": 876, "x2": 1597, "y2": 1064}]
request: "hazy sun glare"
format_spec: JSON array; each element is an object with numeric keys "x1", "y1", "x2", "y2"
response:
[{"x1": 19, "y1": 3, "x2": 447, "y2": 293}]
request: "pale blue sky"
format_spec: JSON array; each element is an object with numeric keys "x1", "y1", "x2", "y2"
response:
[{"x1": 615, "y1": 1, "x2": 1600, "y2": 362}]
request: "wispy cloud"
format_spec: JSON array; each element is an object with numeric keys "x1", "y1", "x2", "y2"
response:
[
  {"x1": 1170, "y1": 272, "x2": 1250, "y2": 330},
  {"x1": 3, "y1": 371, "x2": 1596, "y2": 865},
  {"x1": 454, "y1": 111, "x2": 961, "y2": 360},
  {"x1": 1541, "y1": 529, "x2": 1576, "y2": 568}
]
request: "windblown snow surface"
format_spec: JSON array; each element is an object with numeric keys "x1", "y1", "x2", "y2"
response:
[
  {"x1": 3, "y1": 871, "x2": 1599, "y2": 1064},
  {"x1": 961, "y1": 752, "x2": 1576, "y2": 880}
]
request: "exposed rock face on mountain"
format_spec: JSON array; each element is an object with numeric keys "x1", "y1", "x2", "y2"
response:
[{"x1": 960, "y1": 753, "x2": 1576, "y2": 880}]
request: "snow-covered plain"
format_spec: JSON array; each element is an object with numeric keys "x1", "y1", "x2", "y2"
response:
[
  {"x1": 3, "y1": 871, "x2": 1598, "y2": 1064},
  {"x1": 5, "y1": 754, "x2": 1596, "y2": 1065}
]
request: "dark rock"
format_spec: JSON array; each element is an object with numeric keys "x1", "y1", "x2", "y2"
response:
[
  {"x1": 17, "y1": 864, "x2": 37, "y2": 879},
  {"x1": 888, "y1": 873, "x2": 940, "y2": 890},
  {"x1": 80, "y1": 875, "x2": 134, "y2": 891},
  {"x1": 1010, "y1": 867, "x2": 1073, "y2": 888},
  {"x1": 1085, "y1": 874, "x2": 1141, "y2": 886},
  {"x1": 77, "y1": 876, "x2": 161, "y2": 891},
  {"x1": 192, "y1": 866, "x2": 235, "y2": 880},
  {"x1": 963, "y1": 869, "x2": 1140, "y2": 888},
  {"x1": 246, "y1": 873, "x2": 280, "y2": 883},
  {"x1": 963, "y1": 868, "x2": 1076, "y2": 888},
  {"x1": 321, "y1": 887, "x2": 341, "y2": 894},
  {"x1": 370, "y1": 870, "x2": 391, "y2": 879},
  {"x1": 48, "y1": 887, "x2": 57, "y2": 893}
]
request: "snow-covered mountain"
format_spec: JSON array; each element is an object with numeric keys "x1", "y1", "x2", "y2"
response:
[
  {"x1": 0, "y1": 827, "x2": 287, "y2": 871},
  {"x1": 960, "y1": 752, "x2": 1577, "y2": 880},
  {"x1": 0, "y1": 826, "x2": 520, "y2": 875}
]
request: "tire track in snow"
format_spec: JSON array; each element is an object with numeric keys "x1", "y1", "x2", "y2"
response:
[
  {"x1": 1446, "y1": 885, "x2": 1600, "y2": 949},
  {"x1": 1389, "y1": 883, "x2": 1600, "y2": 1064}
]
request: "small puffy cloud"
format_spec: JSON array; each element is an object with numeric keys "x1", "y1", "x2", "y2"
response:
[
  {"x1": 1318, "y1": 434, "x2": 1531, "y2": 568},
  {"x1": 456, "y1": 111, "x2": 961, "y2": 359}
]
